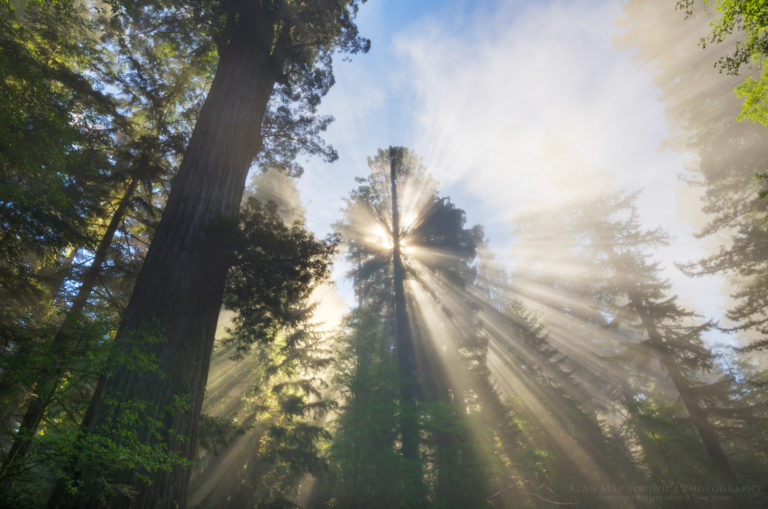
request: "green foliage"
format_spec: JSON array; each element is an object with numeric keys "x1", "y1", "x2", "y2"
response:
[
  {"x1": 223, "y1": 196, "x2": 338, "y2": 357},
  {"x1": 108, "y1": 0, "x2": 369, "y2": 177},
  {"x1": 192, "y1": 315, "x2": 336, "y2": 507},
  {"x1": 625, "y1": 0, "x2": 768, "y2": 349},
  {"x1": 191, "y1": 177, "x2": 338, "y2": 507},
  {"x1": 0, "y1": 2, "x2": 117, "y2": 310},
  {"x1": 625, "y1": 397, "x2": 713, "y2": 480},
  {"x1": 54, "y1": 324, "x2": 190, "y2": 499},
  {"x1": 326, "y1": 150, "x2": 565, "y2": 508},
  {"x1": 196, "y1": 414, "x2": 247, "y2": 456},
  {"x1": 319, "y1": 311, "x2": 425, "y2": 509},
  {"x1": 0, "y1": 313, "x2": 115, "y2": 506},
  {"x1": 735, "y1": 64, "x2": 768, "y2": 125},
  {"x1": 516, "y1": 188, "x2": 768, "y2": 494},
  {"x1": 6, "y1": 0, "x2": 768, "y2": 505},
  {"x1": 0, "y1": 320, "x2": 191, "y2": 507},
  {"x1": 1, "y1": 0, "x2": 61, "y2": 11},
  {"x1": 677, "y1": 0, "x2": 768, "y2": 124},
  {"x1": 420, "y1": 401, "x2": 497, "y2": 509},
  {"x1": 336, "y1": 147, "x2": 484, "y2": 311},
  {"x1": 106, "y1": 321, "x2": 167, "y2": 376},
  {"x1": 0, "y1": 0, "x2": 200, "y2": 484},
  {"x1": 57, "y1": 398, "x2": 191, "y2": 502},
  {"x1": 48, "y1": 0, "x2": 369, "y2": 494}
]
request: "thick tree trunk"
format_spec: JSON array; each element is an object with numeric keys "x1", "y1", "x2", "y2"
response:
[
  {"x1": 389, "y1": 148, "x2": 420, "y2": 462},
  {"x1": 1, "y1": 179, "x2": 138, "y2": 479},
  {"x1": 629, "y1": 293, "x2": 735, "y2": 480},
  {"x1": 53, "y1": 26, "x2": 278, "y2": 507}
]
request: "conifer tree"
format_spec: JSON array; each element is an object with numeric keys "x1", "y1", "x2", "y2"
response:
[
  {"x1": 190, "y1": 172, "x2": 337, "y2": 507},
  {"x1": 328, "y1": 148, "x2": 556, "y2": 508},
  {"x1": 621, "y1": 0, "x2": 768, "y2": 351},
  {"x1": 0, "y1": 0, "x2": 211, "y2": 481},
  {"x1": 51, "y1": 2, "x2": 368, "y2": 506},
  {"x1": 560, "y1": 192, "x2": 736, "y2": 479}
]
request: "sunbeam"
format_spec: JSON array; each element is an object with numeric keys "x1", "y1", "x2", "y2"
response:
[{"x1": 5, "y1": 2, "x2": 768, "y2": 507}]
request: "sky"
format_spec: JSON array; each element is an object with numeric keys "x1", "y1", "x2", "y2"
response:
[{"x1": 293, "y1": 0, "x2": 732, "y2": 343}]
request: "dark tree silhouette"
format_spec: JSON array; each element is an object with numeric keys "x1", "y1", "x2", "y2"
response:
[{"x1": 52, "y1": 2, "x2": 368, "y2": 506}]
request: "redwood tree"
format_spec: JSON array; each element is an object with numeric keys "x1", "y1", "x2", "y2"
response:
[{"x1": 55, "y1": 1, "x2": 368, "y2": 506}]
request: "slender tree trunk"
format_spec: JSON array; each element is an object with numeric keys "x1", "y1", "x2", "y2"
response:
[
  {"x1": 1, "y1": 179, "x2": 138, "y2": 479},
  {"x1": 389, "y1": 147, "x2": 420, "y2": 462},
  {"x1": 0, "y1": 249, "x2": 78, "y2": 427},
  {"x1": 52, "y1": 17, "x2": 279, "y2": 507},
  {"x1": 628, "y1": 293, "x2": 735, "y2": 480}
]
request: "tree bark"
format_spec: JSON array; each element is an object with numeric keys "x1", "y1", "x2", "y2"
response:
[
  {"x1": 53, "y1": 17, "x2": 279, "y2": 507},
  {"x1": 628, "y1": 292, "x2": 735, "y2": 480},
  {"x1": 1, "y1": 179, "x2": 138, "y2": 480},
  {"x1": 389, "y1": 148, "x2": 420, "y2": 462}
]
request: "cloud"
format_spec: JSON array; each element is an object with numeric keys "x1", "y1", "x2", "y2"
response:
[
  {"x1": 394, "y1": 0, "x2": 727, "y2": 325},
  {"x1": 294, "y1": 0, "x2": 729, "y2": 327},
  {"x1": 397, "y1": 1, "x2": 671, "y2": 215}
]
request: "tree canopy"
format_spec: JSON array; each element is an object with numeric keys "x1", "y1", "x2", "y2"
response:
[
  {"x1": 3, "y1": 1, "x2": 768, "y2": 508},
  {"x1": 677, "y1": 0, "x2": 768, "y2": 124}
]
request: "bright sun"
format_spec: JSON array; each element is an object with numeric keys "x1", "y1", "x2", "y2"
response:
[
  {"x1": 369, "y1": 224, "x2": 416, "y2": 254},
  {"x1": 371, "y1": 225, "x2": 394, "y2": 250}
]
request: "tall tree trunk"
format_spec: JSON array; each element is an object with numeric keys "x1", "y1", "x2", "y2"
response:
[
  {"x1": 389, "y1": 147, "x2": 420, "y2": 462},
  {"x1": 1, "y1": 179, "x2": 138, "y2": 479},
  {"x1": 53, "y1": 21, "x2": 278, "y2": 507},
  {"x1": 628, "y1": 292, "x2": 735, "y2": 480}
]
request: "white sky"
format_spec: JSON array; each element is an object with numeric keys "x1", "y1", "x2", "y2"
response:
[{"x1": 295, "y1": 0, "x2": 731, "y2": 343}]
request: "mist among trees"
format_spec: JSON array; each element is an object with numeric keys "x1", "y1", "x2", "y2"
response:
[{"x1": 1, "y1": 0, "x2": 768, "y2": 507}]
